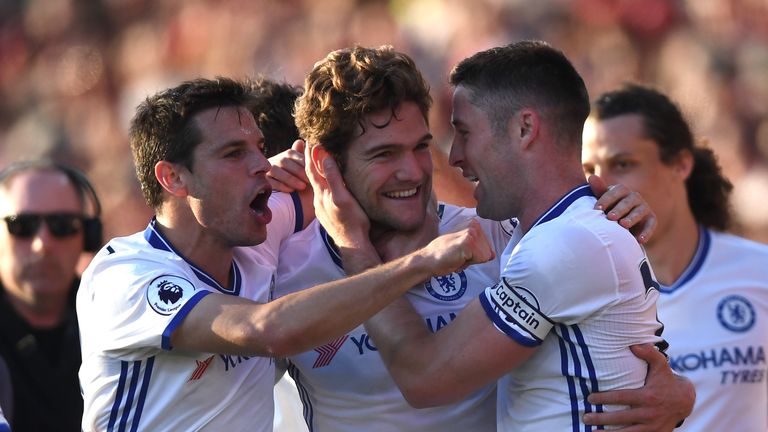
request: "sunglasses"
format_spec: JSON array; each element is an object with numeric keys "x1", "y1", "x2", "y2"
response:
[{"x1": 2, "y1": 213, "x2": 85, "y2": 239}]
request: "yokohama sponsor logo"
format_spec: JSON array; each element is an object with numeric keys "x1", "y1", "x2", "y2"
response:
[
  {"x1": 189, "y1": 355, "x2": 215, "y2": 381},
  {"x1": 313, "y1": 335, "x2": 349, "y2": 368}
]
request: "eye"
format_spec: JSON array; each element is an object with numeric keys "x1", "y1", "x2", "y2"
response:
[
  {"x1": 225, "y1": 148, "x2": 246, "y2": 159},
  {"x1": 612, "y1": 159, "x2": 634, "y2": 171},
  {"x1": 415, "y1": 142, "x2": 430, "y2": 151}
]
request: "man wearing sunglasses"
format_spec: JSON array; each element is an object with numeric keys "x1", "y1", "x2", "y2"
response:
[{"x1": 0, "y1": 160, "x2": 98, "y2": 431}]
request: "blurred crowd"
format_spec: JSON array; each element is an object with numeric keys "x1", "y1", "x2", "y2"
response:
[{"x1": 1, "y1": 0, "x2": 766, "y2": 242}]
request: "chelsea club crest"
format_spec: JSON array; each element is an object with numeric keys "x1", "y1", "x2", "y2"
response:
[
  {"x1": 425, "y1": 270, "x2": 468, "y2": 301},
  {"x1": 717, "y1": 295, "x2": 756, "y2": 333}
]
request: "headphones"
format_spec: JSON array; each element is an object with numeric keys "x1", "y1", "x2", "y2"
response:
[{"x1": 0, "y1": 160, "x2": 103, "y2": 252}]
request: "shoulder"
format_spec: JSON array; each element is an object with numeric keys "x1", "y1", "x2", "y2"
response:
[{"x1": 710, "y1": 230, "x2": 768, "y2": 256}]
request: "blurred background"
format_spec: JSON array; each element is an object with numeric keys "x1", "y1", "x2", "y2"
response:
[{"x1": 0, "y1": 0, "x2": 766, "y2": 243}]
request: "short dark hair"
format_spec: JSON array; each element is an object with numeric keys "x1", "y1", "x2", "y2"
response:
[
  {"x1": 449, "y1": 40, "x2": 590, "y2": 149},
  {"x1": 594, "y1": 83, "x2": 733, "y2": 230},
  {"x1": 130, "y1": 77, "x2": 251, "y2": 209},
  {"x1": 295, "y1": 45, "x2": 432, "y2": 170},
  {"x1": 244, "y1": 76, "x2": 303, "y2": 157}
]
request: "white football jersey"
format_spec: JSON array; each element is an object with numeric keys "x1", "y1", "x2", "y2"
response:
[
  {"x1": 483, "y1": 184, "x2": 665, "y2": 431},
  {"x1": 275, "y1": 204, "x2": 514, "y2": 432},
  {"x1": 658, "y1": 228, "x2": 768, "y2": 431},
  {"x1": 78, "y1": 193, "x2": 299, "y2": 432}
]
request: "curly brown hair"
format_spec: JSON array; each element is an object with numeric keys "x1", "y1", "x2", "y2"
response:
[
  {"x1": 595, "y1": 83, "x2": 734, "y2": 230},
  {"x1": 294, "y1": 45, "x2": 432, "y2": 170}
]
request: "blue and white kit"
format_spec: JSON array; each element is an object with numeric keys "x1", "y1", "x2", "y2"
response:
[
  {"x1": 482, "y1": 184, "x2": 666, "y2": 431},
  {"x1": 77, "y1": 193, "x2": 300, "y2": 432},
  {"x1": 658, "y1": 227, "x2": 768, "y2": 431},
  {"x1": 275, "y1": 203, "x2": 514, "y2": 432}
]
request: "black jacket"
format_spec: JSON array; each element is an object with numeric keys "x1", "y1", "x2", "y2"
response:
[{"x1": 0, "y1": 279, "x2": 83, "y2": 432}]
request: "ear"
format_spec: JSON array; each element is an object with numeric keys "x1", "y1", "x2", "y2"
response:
[
  {"x1": 515, "y1": 108, "x2": 540, "y2": 150},
  {"x1": 308, "y1": 144, "x2": 332, "y2": 179},
  {"x1": 673, "y1": 148, "x2": 694, "y2": 181},
  {"x1": 154, "y1": 161, "x2": 189, "y2": 198}
]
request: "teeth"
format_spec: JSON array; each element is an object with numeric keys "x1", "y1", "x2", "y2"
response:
[
  {"x1": 385, "y1": 188, "x2": 417, "y2": 198},
  {"x1": 467, "y1": 176, "x2": 478, "y2": 182}
]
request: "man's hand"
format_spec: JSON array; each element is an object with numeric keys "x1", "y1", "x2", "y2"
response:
[
  {"x1": 589, "y1": 175, "x2": 656, "y2": 244},
  {"x1": 416, "y1": 219, "x2": 495, "y2": 277},
  {"x1": 583, "y1": 344, "x2": 695, "y2": 431},
  {"x1": 267, "y1": 139, "x2": 309, "y2": 192},
  {"x1": 305, "y1": 143, "x2": 378, "y2": 273}
]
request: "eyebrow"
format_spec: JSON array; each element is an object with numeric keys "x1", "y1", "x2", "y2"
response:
[{"x1": 363, "y1": 133, "x2": 433, "y2": 156}]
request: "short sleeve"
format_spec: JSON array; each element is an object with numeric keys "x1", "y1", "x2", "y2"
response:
[
  {"x1": 480, "y1": 221, "x2": 620, "y2": 346},
  {"x1": 83, "y1": 253, "x2": 213, "y2": 357}
]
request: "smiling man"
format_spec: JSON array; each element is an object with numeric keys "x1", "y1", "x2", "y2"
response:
[{"x1": 76, "y1": 77, "x2": 494, "y2": 431}]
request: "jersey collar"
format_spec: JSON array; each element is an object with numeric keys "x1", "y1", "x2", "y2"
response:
[
  {"x1": 530, "y1": 183, "x2": 594, "y2": 230},
  {"x1": 143, "y1": 218, "x2": 242, "y2": 296},
  {"x1": 319, "y1": 202, "x2": 450, "y2": 272},
  {"x1": 659, "y1": 225, "x2": 711, "y2": 294}
]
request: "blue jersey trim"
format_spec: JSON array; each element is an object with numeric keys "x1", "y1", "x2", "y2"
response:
[
  {"x1": 130, "y1": 356, "x2": 155, "y2": 432},
  {"x1": 479, "y1": 293, "x2": 541, "y2": 347},
  {"x1": 107, "y1": 358, "x2": 156, "y2": 432},
  {"x1": 290, "y1": 191, "x2": 304, "y2": 233},
  {"x1": 318, "y1": 224, "x2": 344, "y2": 271},
  {"x1": 288, "y1": 362, "x2": 314, "y2": 432},
  {"x1": 660, "y1": 226, "x2": 711, "y2": 294},
  {"x1": 117, "y1": 361, "x2": 142, "y2": 432},
  {"x1": 0, "y1": 424, "x2": 10, "y2": 432},
  {"x1": 531, "y1": 184, "x2": 594, "y2": 229},
  {"x1": 107, "y1": 361, "x2": 129, "y2": 431},
  {"x1": 558, "y1": 324, "x2": 602, "y2": 431},
  {"x1": 161, "y1": 290, "x2": 211, "y2": 350},
  {"x1": 143, "y1": 219, "x2": 241, "y2": 296}
]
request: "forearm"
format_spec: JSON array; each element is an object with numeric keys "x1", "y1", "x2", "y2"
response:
[{"x1": 256, "y1": 249, "x2": 436, "y2": 357}]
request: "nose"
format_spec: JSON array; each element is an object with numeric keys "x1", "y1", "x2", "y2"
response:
[
  {"x1": 396, "y1": 152, "x2": 425, "y2": 182},
  {"x1": 250, "y1": 148, "x2": 271, "y2": 176},
  {"x1": 30, "y1": 224, "x2": 55, "y2": 254},
  {"x1": 448, "y1": 140, "x2": 463, "y2": 168}
]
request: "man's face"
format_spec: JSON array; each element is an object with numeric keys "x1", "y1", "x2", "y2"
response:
[
  {"x1": 582, "y1": 114, "x2": 688, "y2": 242},
  {"x1": 449, "y1": 85, "x2": 520, "y2": 221},
  {"x1": 0, "y1": 170, "x2": 84, "y2": 303},
  {"x1": 181, "y1": 105, "x2": 272, "y2": 247},
  {"x1": 341, "y1": 102, "x2": 433, "y2": 233}
]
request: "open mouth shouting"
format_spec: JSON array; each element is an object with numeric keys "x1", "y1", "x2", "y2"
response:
[{"x1": 250, "y1": 187, "x2": 273, "y2": 224}]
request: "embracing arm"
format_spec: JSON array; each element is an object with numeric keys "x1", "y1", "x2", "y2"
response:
[
  {"x1": 365, "y1": 298, "x2": 536, "y2": 407},
  {"x1": 584, "y1": 344, "x2": 695, "y2": 431}
]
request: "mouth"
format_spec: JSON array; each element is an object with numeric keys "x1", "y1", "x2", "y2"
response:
[
  {"x1": 465, "y1": 174, "x2": 479, "y2": 183},
  {"x1": 383, "y1": 187, "x2": 419, "y2": 199},
  {"x1": 250, "y1": 187, "x2": 273, "y2": 224}
]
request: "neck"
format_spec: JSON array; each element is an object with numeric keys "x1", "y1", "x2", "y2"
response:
[
  {"x1": 155, "y1": 211, "x2": 233, "y2": 287},
  {"x1": 516, "y1": 163, "x2": 587, "y2": 233},
  {"x1": 4, "y1": 286, "x2": 70, "y2": 329},
  {"x1": 644, "y1": 210, "x2": 700, "y2": 286}
]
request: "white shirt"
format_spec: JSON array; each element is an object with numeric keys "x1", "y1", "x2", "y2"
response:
[
  {"x1": 659, "y1": 227, "x2": 768, "y2": 431},
  {"x1": 275, "y1": 204, "x2": 514, "y2": 432},
  {"x1": 78, "y1": 193, "x2": 299, "y2": 432},
  {"x1": 483, "y1": 184, "x2": 665, "y2": 431}
]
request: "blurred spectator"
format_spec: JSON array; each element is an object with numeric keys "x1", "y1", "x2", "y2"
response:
[
  {"x1": 582, "y1": 83, "x2": 768, "y2": 431},
  {"x1": 0, "y1": 160, "x2": 102, "y2": 431}
]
